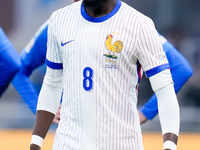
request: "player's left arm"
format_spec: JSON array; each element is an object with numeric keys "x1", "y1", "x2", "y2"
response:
[
  {"x1": 138, "y1": 19, "x2": 180, "y2": 149},
  {"x1": 149, "y1": 69, "x2": 179, "y2": 150},
  {"x1": 139, "y1": 35, "x2": 193, "y2": 123}
]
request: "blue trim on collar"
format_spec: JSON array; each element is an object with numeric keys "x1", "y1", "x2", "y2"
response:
[
  {"x1": 46, "y1": 59, "x2": 63, "y2": 69},
  {"x1": 145, "y1": 63, "x2": 170, "y2": 78},
  {"x1": 81, "y1": 0, "x2": 121, "y2": 23}
]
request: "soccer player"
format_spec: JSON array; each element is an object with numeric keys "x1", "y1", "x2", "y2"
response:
[
  {"x1": 138, "y1": 34, "x2": 193, "y2": 124},
  {"x1": 10, "y1": 0, "x2": 192, "y2": 127},
  {"x1": 0, "y1": 27, "x2": 21, "y2": 97},
  {"x1": 12, "y1": 21, "x2": 192, "y2": 126},
  {"x1": 12, "y1": 19, "x2": 192, "y2": 126},
  {"x1": 30, "y1": 0, "x2": 180, "y2": 150}
]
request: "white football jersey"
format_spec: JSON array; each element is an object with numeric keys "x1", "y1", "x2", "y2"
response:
[{"x1": 46, "y1": 0, "x2": 169, "y2": 149}]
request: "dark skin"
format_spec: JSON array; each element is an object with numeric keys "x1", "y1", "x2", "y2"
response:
[
  {"x1": 163, "y1": 133, "x2": 178, "y2": 150},
  {"x1": 30, "y1": 0, "x2": 178, "y2": 149},
  {"x1": 30, "y1": 111, "x2": 55, "y2": 150},
  {"x1": 83, "y1": 0, "x2": 116, "y2": 18},
  {"x1": 138, "y1": 111, "x2": 178, "y2": 150}
]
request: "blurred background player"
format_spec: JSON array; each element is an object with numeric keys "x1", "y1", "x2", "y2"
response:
[
  {"x1": 11, "y1": 21, "x2": 48, "y2": 115},
  {"x1": 0, "y1": 27, "x2": 21, "y2": 97},
  {"x1": 138, "y1": 34, "x2": 193, "y2": 124}
]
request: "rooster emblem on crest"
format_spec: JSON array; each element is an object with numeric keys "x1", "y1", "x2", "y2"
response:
[{"x1": 104, "y1": 34, "x2": 123, "y2": 58}]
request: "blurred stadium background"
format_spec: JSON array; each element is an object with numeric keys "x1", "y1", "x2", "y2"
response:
[{"x1": 0, "y1": 0, "x2": 200, "y2": 149}]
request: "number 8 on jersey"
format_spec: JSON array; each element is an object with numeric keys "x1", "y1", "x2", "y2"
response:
[{"x1": 83, "y1": 67, "x2": 93, "y2": 92}]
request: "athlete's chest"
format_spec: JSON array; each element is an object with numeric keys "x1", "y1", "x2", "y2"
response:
[{"x1": 58, "y1": 20, "x2": 138, "y2": 65}]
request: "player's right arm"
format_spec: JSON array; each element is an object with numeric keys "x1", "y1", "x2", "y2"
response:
[
  {"x1": 30, "y1": 67, "x2": 62, "y2": 149},
  {"x1": 30, "y1": 11, "x2": 63, "y2": 149}
]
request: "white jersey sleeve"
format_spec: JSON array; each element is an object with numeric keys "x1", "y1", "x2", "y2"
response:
[
  {"x1": 46, "y1": 12, "x2": 63, "y2": 69},
  {"x1": 37, "y1": 67, "x2": 63, "y2": 114},
  {"x1": 136, "y1": 19, "x2": 169, "y2": 77}
]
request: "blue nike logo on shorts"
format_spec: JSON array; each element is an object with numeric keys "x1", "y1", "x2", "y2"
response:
[{"x1": 61, "y1": 40, "x2": 74, "y2": 46}]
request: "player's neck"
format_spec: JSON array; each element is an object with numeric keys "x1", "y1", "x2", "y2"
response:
[{"x1": 83, "y1": 0, "x2": 117, "y2": 18}]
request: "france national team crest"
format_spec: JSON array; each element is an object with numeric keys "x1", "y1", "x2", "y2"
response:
[{"x1": 103, "y1": 33, "x2": 123, "y2": 69}]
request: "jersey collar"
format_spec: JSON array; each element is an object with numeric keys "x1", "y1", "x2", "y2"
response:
[{"x1": 81, "y1": 0, "x2": 121, "y2": 23}]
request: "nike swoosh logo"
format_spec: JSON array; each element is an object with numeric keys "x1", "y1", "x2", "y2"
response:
[{"x1": 61, "y1": 40, "x2": 74, "y2": 46}]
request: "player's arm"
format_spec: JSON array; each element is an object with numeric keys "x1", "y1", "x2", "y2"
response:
[
  {"x1": 12, "y1": 22, "x2": 49, "y2": 114},
  {"x1": 30, "y1": 11, "x2": 63, "y2": 149},
  {"x1": 137, "y1": 19, "x2": 180, "y2": 149},
  {"x1": 139, "y1": 35, "x2": 193, "y2": 124},
  {"x1": 30, "y1": 67, "x2": 62, "y2": 149},
  {"x1": 12, "y1": 68, "x2": 38, "y2": 114},
  {"x1": 0, "y1": 28, "x2": 21, "y2": 96},
  {"x1": 148, "y1": 69, "x2": 179, "y2": 150}
]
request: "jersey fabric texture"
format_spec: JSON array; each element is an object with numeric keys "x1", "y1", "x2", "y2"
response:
[
  {"x1": 9, "y1": 19, "x2": 192, "y2": 119},
  {"x1": 46, "y1": 1, "x2": 169, "y2": 149},
  {"x1": 12, "y1": 22, "x2": 48, "y2": 114},
  {"x1": 0, "y1": 27, "x2": 21, "y2": 96},
  {"x1": 140, "y1": 34, "x2": 193, "y2": 120}
]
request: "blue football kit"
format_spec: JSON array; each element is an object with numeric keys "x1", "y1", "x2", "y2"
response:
[
  {"x1": 0, "y1": 27, "x2": 21, "y2": 97},
  {"x1": 12, "y1": 23, "x2": 48, "y2": 114}
]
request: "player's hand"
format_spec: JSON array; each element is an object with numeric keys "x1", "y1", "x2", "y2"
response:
[
  {"x1": 138, "y1": 110, "x2": 148, "y2": 124},
  {"x1": 52, "y1": 104, "x2": 61, "y2": 124},
  {"x1": 30, "y1": 144, "x2": 41, "y2": 150}
]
